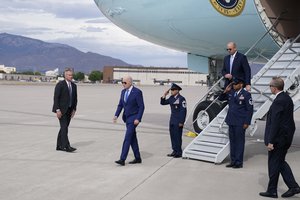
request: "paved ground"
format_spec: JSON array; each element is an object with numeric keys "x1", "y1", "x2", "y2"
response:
[{"x1": 0, "y1": 82, "x2": 300, "y2": 200}]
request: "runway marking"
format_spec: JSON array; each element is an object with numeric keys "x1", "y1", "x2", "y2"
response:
[
  {"x1": 120, "y1": 158, "x2": 174, "y2": 199},
  {"x1": 0, "y1": 109, "x2": 169, "y2": 131},
  {"x1": 0, "y1": 122, "x2": 168, "y2": 135}
]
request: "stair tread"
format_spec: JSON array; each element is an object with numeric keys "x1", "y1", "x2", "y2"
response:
[
  {"x1": 183, "y1": 40, "x2": 300, "y2": 164},
  {"x1": 194, "y1": 141, "x2": 226, "y2": 147}
]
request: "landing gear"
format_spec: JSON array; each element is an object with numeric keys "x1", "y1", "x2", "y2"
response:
[{"x1": 192, "y1": 100, "x2": 225, "y2": 133}]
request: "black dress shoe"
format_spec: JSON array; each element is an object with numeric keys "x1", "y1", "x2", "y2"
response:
[
  {"x1": 129, "y1": 159, "x2": 142, "y2": 164},
  {"x1": 226, "y1": 163, "x2": 235, "y2": 168},
  {"x1": 68, "y1": 146, "x2": 77, "y2": 151},
  {"x1": 259, "y1": 191, "x2": 278, "y2": 198},
  {"x1": 232, "y1": 164, "x2": 243, "y2": 169},
  {"x1": 56, "y1": 146, "x2": 63, "y2": 151},
  {"x1": 65, "y1": 146, "x2": 76, "y2": 152},
  {"x1": 167, "y1": 152, "x2": 176, "y2": 157},
  {"x1": 281, "y1": 187, "x2": 300, "y2": 198},
  {"x1": 115, "y1": 160, "x2": 125, "y2": 166},
  {"x1": 173, "y1": 154, "x2": 182, "y2": 158}
]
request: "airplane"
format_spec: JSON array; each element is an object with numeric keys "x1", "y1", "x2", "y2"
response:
[
  {"x1": 94, "y1": 0, "x2": 299, "y2": 73},
  {"x1": 93, "y1": 0, "x2": 300, "y2": 153}
]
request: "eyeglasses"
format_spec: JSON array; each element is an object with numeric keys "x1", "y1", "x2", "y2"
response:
[
  {"x1": 226, "y1": 48, "x2": 232, "y2": 51},
  {"x1": 122, "y1": 82, "x2": 127, "y2": 84}
]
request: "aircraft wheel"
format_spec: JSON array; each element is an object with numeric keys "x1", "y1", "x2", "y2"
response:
[{"x1": 192, "y1": 101, "x2": 223, "y2": 133}]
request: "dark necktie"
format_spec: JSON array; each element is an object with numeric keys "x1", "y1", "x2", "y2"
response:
[{"x1": 68, "y1": 82, "x2": 72, "y2": 107}]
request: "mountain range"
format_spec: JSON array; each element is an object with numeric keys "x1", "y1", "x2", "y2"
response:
[{"x1": 0, "y1": 33, "x2": 132, "y2": 73}]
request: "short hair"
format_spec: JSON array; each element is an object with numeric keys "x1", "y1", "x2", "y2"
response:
[
  {"x1": 227, "y1": 42, "x2": 237, "y2": 48},
  {"x1": 271, "y1": 77, "x2": 284, "y2": 91},
  {"x1": 64, "y1": 67, "x2": 73, "y2": 74},
  {"x1": 123, "y1": 75, "x2": 133, "y2": 83}
]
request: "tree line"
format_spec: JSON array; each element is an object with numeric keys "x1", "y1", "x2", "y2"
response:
[{"x1": 73, "y1": 71, "x2": 103, "y2": 82}]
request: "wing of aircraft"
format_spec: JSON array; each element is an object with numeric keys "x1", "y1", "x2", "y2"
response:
[{"x1": 94, "y1": 0, "x2": 300, "y2": 73}]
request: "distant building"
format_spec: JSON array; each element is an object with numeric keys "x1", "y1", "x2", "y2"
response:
[
  {"x1": 45, "y1": 68, "x2": 59, "y2": 77},
  {"x1": 103, "y1": 66, "x2": 208, "y2": 86},
  {"x1": 0, "y1": 65, "x2": 16, "y2": 74},
  {"x1": 0, "y1": 73, "x2": 55, "y2": 82}
]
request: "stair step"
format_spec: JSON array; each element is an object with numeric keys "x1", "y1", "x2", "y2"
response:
[
  {"x1": 183, "y1": 39, "x2": 300, "y2": 164},
  {"x1": 253, "y1": 82, "x2": 270, "y2": 86},
  {"x1": 195, "y1": 135, "x2": 229, "y2": 144},
  {"x1": 251, "y1": 91, "x2": 272, "y2": 95},
  {"x1": 183, "y1": 152, "x2": 217, "y2": 163},
  {"x1": 292, "y1": 43, "x2": 300, "y2": 47},
  {"x1": 194, "y1": 141, "x2": 226, "y2": 148},
  {"x1": 209, "y1": 124, "x2": 228, "y2": 129},
  {"x1": 202, "y1": 132, "x2": 228, "y2": 138},
  {"x1": 184, "y1": 149, "x2": 217, "y2": 158},
  {"x1": 188, "y1": 144, "x2": 223, "y2": 154},
  {"x1": 253, "y1": 99, "x2": 266, "y2": 103}
]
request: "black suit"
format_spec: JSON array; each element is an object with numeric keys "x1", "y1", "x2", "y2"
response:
[
  {"x1": 264, "y1": 92, "x2": 299, "y2": 193},
  {"x1": 221, "y1": 51, "x2": 251, "y2": 86},
  {"x1": 52, "y1": 80, "x2": 77, "y2": 148}
]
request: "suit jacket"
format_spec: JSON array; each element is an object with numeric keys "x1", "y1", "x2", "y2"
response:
[
  {"x1": 220, "y1": 88, "x2": 253, "y2": 126},
  {"x1": 115, "y1": 86, "x2": 145, "y2": 123},
  {"x1": 160, "y1": 94, "x2": 187, "y2": 125},
  {"x1": 264, "y1": 92, "x2": 295, "y2": 148},
  {"x1": 52, "y1": 80, "x2": 78, "y2": 115},
  {"x1": 221, "y1": 51, "x2": 251, "y2": 86}
]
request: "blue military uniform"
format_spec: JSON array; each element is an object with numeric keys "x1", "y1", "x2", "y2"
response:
[
  {"x1": 220, "y1": 78, "x2": 253, "y2": 167},
  {"x1": 160, "y1": 83, "x2": 187, "y2": 157}
]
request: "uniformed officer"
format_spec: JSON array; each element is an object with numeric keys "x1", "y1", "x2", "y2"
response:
[
  {"x1": 220, "y1": 77, "x2": 253, "y2": 168},
  {"x1": 160, "y1": 83, "x2": 187, "y2": 158}
]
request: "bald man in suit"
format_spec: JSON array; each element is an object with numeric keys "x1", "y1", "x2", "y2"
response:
[
  {"x1": 113, "y1": 76, "x2": 145, "y2": 166},
  {"x1": 222, "y1": 42, "x2": 251, "y2": 91}
]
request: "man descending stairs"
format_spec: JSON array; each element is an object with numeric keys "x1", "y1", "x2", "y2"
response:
[{"x1": 183, "y1": 36, "x2": 300, "y2": 164}]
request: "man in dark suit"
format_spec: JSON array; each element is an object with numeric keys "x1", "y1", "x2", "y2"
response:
[
  {"x1": 220, "y1": 77, "x2": 253, "y2": 168},
  {"x1": 260, "y1": 77, "x2": 300, "y2": 198},
  {"x1": 221, "y1": 42, "x2": 251, "y2": 91},
  {"x1": 52, "y1": 68, "x2": 77, "y2": 152},
  {"x1": 160, "y1": 83, "x2": 187, "y2": 158},
  {"x1": 113, "y1": 76, "x2": 145, "y2": 166}
]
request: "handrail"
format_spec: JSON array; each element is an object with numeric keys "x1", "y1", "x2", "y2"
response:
[
  {"x1": 244, "y1": 11, "x2": 286, "y2": 56},
  {"x1": 187, "y1": 12, "x2": 292, "y2": 133}
]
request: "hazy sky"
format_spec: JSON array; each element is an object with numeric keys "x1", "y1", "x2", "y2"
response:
[{"x1": 0, "y1": 0, "x2": 187, "y2": 67}]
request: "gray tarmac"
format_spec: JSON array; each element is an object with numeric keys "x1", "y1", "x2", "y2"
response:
[{"x1": 0, "y1": 82, "x2": 300, "y2": 200}]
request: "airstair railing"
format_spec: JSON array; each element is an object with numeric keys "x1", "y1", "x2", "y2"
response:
[
  {"x1": 185, "y1": 12, "x2": 291, "y2": 134},
  {"x1": 244, "y1": 12, "x2": 284, "y2": 56},
  {"x1": 187, "y1": 77, "x2": 224, "y2": 131}
]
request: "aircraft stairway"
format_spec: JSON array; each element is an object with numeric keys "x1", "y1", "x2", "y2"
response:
[{"x1": 183, "y1": 36, "x2": 300, "y2": 164}]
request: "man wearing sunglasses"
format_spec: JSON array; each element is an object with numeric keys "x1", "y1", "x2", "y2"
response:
[
  {"x1": 220, "y1": 77, "x2": 253, "y2": 168},
  {"x1": 113, "y1": 76, "x2": 145, "y2": 166},
  {"x1": 221, "y1": 42, "x2": 251, "y2": 91}
]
